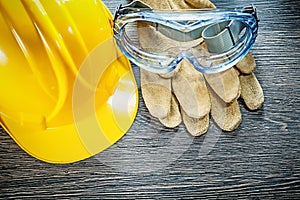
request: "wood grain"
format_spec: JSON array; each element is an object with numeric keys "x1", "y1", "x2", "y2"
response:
[{"x1": 1, "y1": 0, "x2": 300, "y2": 198}]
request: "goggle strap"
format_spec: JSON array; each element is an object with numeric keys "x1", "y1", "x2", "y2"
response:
[
  {"x1": 203, "y1": 20, "x2": 245, "y2": 53},
  {"x1": 150, "y1": 20, "x2": 245, "y2": 54},
  {"x1": 153, "y1": 23, "x2": 207, "y2": 42}
]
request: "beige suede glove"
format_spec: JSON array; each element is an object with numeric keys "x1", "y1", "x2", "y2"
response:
[{"x1": 136, "y1": 0, "x2": 264, "y2": 136}]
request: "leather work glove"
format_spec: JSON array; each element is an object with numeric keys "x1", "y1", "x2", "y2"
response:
[{"x1": 136, "y1": 0, "x2": 264, "y2": 136}]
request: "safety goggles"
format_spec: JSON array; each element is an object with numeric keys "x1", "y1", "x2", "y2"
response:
[{"x1": 113, "y1": 1, "x2": 258, "y2": 74}]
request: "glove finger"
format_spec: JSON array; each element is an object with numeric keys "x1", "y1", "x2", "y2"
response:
[
  {"x1": 235, "y1": 53, "x2": 256, "y2": 74},
  {"x1": 136, "y1": 0, "x2": 215, "y2": 9},
  {"x1": 184, "y1": 0, "x2": 216, "y2": 8},
  {"x1": 204, "y1": 67, "x2": 240, "y2": 103},
  {"x1": 138, "y1": 0, "x2": 171, "y2": 9},
  {"x1": 240, "y1": 72, "x2": 264, "y2": 110},
  {"x1": 168, "y1": 0, "x2": 191, "y2": 9},
  {"x1": 141, "y1": 69, "x2": 172, "y2": 119},
  {"x1": 233, "y1": 68, "x2": 242, "y2": 99},
  {"x1": 209, "y1": 86, "x2": 242, "y2": 131},
  {"x1": 181, "y1": 108, "x2": 209, "y2": 136},
  {"x1": 172, "y1": 60, "x2": 211, "y2": 119},
  {"x1": 159, "y1": 95, "x2": 182, "y2": 128}
]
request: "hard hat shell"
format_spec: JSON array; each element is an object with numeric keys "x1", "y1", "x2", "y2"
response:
[{"x1": 0, "y1": 0, "x2": 138, "y2": 163}]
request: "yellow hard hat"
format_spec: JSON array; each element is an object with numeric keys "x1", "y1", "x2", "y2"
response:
[{"x1": 0, "y1": 0, "x2": 138, "y2": 163}]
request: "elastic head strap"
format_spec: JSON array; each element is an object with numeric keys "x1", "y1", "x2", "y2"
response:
[{"x1": 202, "y1": 20, "x2": 245, "y2": 53}]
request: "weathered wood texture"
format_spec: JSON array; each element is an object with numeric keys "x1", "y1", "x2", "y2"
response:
[{"x1": 1, "y1": 0, "x2": 300, "y2": 198}]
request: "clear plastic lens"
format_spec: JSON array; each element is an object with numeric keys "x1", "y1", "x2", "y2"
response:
[
  {"x1": 114, "y1": 6, "x2": 258, "y2": 74},
  {"x1": 123, "y1": 21, "x2": 207, "y2": 56},
  {"x1": 123, "y1": 21, "x2": 205, "y2": 56}
]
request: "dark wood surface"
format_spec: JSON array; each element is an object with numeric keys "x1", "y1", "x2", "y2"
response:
[{"x1": 1, "y1": 0, "x2": 300, "y2": 198}]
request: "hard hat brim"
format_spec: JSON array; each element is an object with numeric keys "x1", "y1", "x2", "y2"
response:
[{"x1": 1, "y1": 59, "x2": 138, "y2": 164}]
